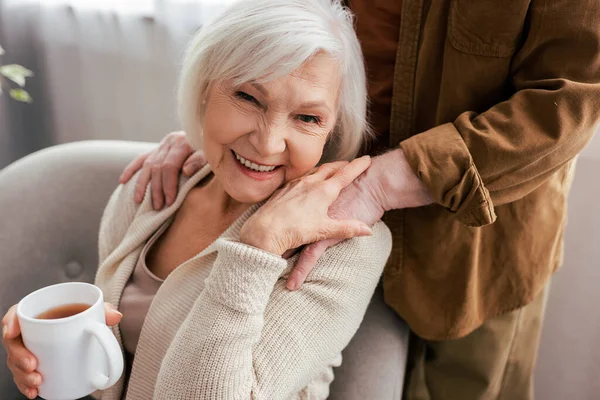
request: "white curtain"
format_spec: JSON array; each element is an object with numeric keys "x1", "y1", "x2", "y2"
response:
[
  {"x1": 1, "y1": 0, "x2": 599, "y2": 168},
  {"x1": 0, "y1": 0, "x2": 238, "y2": 167}
]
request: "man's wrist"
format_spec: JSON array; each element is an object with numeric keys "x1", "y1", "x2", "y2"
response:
[{"x1": 367, "y1": 148, "x2": 434, "y2": 211}]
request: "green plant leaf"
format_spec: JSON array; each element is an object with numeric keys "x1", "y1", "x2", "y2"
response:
[
  {"x1": 9, "y1": 89, "x2": 32, "y2": 103},
  {"x1": 0, "y1": 64, "x2": 34, "y2": 87},
  {"x1": 0, "y1": 45, "x2": 4, "y2": 56}
]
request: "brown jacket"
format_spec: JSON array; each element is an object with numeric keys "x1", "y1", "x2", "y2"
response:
[{"x1": 369, "y1": 0, "x2": 600, "y2": 340}]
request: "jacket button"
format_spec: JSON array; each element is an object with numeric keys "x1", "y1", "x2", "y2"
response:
[{"x1": 65, "y1": 261, "x2": 83, "y2": 279}]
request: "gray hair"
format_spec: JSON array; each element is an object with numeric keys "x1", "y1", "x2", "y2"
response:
[{"x1": 177, "y1": 0, "x2": 370, "y2": 161}]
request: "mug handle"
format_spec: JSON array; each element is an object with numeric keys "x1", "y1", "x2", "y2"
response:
[{"x1": 84, "y1": 321, "x2": 124, "y2": 390}]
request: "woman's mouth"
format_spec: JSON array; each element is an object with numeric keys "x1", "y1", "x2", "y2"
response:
[{"x1": 231, "y1": 150, "x2": 281, "y2": 180}]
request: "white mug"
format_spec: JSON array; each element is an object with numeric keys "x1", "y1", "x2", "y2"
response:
[{"x1": 16, "y1": 282, "x2": 124, "y2": 400}]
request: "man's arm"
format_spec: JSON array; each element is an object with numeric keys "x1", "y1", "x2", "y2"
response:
[
  {"x1": 399, "y1": 0, "x2": 600, "y2": 226},
  {"x1": 288, "y1": 0, "x2": 600, "y2": 288}
]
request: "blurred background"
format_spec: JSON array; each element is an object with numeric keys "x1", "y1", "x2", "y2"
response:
[
  {"x1": 1, "y1": 0, "x2": 599, "y2": 398},
  {"x1": 0, "y1": 0, "x2": 236, "y2": 168}
]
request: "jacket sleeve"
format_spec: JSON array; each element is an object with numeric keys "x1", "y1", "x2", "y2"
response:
[
  {"x1": 153, "y1": 222, "x2": 392, "y2": 400},
  {"x1": 400, "y1": 0, "x2": 600, "y2": 227}
]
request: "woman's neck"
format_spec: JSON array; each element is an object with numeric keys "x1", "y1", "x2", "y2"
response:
[{"x1": 193, "y1": 173, "x2": 251, "y2": 219}]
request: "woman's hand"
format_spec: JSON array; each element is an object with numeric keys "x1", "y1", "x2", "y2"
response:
[
  {"x1": 239, "y1": 156, "x2": 374, "y2": 256},
  {"x1": 286, "y1": 148, "x2": 434, "y2": 290},
  {"x1": 119, "y1": 131, "x2": 206, "y2": 210},
  {"x1": 2, "y1": 303, "x2": 123, "y2": 399}
]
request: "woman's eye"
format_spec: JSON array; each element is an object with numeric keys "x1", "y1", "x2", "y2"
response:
[
  {"x1": 235, "y1": 91, "x2": 259, "y2": 105},
  {"x1": 297, "y1": 115, "x2": 321, "y2": 124}
]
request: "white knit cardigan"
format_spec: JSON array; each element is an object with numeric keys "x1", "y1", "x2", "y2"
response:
[{"x1": 94, "y1": 166, "x2": 392, "y2": 400}]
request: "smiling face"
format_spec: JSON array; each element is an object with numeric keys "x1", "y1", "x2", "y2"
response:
[{"x1": 201, "y1": 53, "x2": 341, "y2": 204}]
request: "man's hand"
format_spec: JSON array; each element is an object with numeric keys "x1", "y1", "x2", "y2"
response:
[
  {"x1": 119, "y1": 131, "x2": 206, "y2": 210},
  {"x1": 286, "y1": 148, "x2": 434, "y2": 290}
]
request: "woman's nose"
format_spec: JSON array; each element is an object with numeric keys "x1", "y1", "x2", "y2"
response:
[{"x1": 249, "y1": 124, "x2": 287, "y2": 157}]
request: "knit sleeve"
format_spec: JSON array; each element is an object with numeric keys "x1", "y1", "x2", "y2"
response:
[{"x1": 154, "y1": 222, "x2": 392, "y2": 399}]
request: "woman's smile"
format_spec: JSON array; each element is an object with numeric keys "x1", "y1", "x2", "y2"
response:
[
  {"x1": 230, "y1": 149, "x2": 283, "y2": 181},
  {"x1": 200, "y1": 53, "x2": 341, "y2": 204}
]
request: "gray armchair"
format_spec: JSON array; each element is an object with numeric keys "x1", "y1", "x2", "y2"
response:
[{"x1": 0, "y1": 141, "x2": 409, "y2": 400}]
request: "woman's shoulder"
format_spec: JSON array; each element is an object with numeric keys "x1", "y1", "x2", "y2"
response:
[
  {"x1": 102, "y1": 165, "x2": 213, "y2": 224},
  {"x1": 337, "y1": 221, "x2": 392, "y2": 259},
  {"x1": 97, "y1": 173, "x2": 144, "y2": 261},
  {"x1": 98, "y1": 165, "x2": 212, "y2": 260},
  {"x1": 100, "y1": 171, "x2": 144, "y2": 228},
  {"x1": 302, "y1": 221, "x2": 392, "y2": 282}
]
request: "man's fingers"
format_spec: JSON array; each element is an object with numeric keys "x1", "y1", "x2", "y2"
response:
[
  {"x1": 183, "y1": 151, "x2": 207, "y2": 177},
  {"x1": 119, "y1": 151, "x2": 150, "y2": 184},
  {"x1": 161, "y1": 144, "x2": 192, "y2": 206},
  {"x1": 103, "y1": 303, "x2": 123, "y2": 327},
  {"x1": 149, "y1": 142, "x2": 172, "y2": 210},
  {"x1": 287, "y1": 240, "x2": 332, "y2": 291},
  {"x1": 134, "y1": 162, "x2": 152, "y2": 204},
  {"x1": 150, "y1": 165, "x2": 165, "y2": 210}
]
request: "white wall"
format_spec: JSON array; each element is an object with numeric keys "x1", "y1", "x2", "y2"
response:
[{"x1": 535, "y1": 134, "x2": 600, "y2": 399}]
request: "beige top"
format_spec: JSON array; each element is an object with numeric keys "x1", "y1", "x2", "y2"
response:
[
  {"x1": 119, "y1": 221, "x2": 169, "y2": 356},
  {"x1": 94, "y1": 165, "x2": 392, "y2": 399},
  {"x1": 117, "y1": 221, "x2": 173, "y2": 399}
]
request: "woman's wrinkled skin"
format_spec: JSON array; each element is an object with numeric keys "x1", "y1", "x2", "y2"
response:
[{"x1": 200, "y1": 54, "x2": 340, "y2": 204}]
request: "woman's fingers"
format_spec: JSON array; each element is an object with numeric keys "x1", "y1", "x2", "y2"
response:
[
  {"x1": 283, "y1": 219, "x2": 370, "y2": 268},
  {"x1": 1, "y1": 305, "x2": 40, "y2": 397},
  {"x1": 8, "y1": 358, "x2": 42, "y2": 387},
  {"x1": 23, "y1": 370, "x2": 42, "y2": 387},
  {"x1": 7, "y1": 352, "x2": 40, "y2": 398},
  {"x1": 104, "y1": 303, "x2": 123, "y2": 327},
  {"x1": 183, "y1": 151, "x2": 207, "y2": 177},
  {"x1": 328, "y1": 155, "x2": 371, "y2": 193},
  {"x1": 119, "y1": 151, "x2": 150, "y2": 184},
  {"x1": 319, "y1": 219, "x2": 373, "y2": 242},
  {"x1": 306, "y1": 161, "x2": 349, "y2": 182},
  {"x1": 4, "y1": 335, "x2": 37, "y2": 373},
  {"x1": 14, "y1": 378, "x2": 37, "y2": 400},
  {"x1": 1, "y1": 305, "x2": 19, "y2": 340}
]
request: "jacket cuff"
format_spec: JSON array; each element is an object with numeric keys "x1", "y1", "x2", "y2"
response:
[{"x1": 399, "y1": 123, "x2": 496, "y2": 227}]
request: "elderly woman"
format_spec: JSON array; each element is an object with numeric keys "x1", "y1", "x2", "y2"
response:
[{"x1": 2, "y1": 0, "x2": 393, "y2": 398}]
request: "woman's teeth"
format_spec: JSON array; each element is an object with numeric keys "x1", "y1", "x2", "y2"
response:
[{"x1": 234, "y1": 152, "x2": 277, "y2": 172}]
